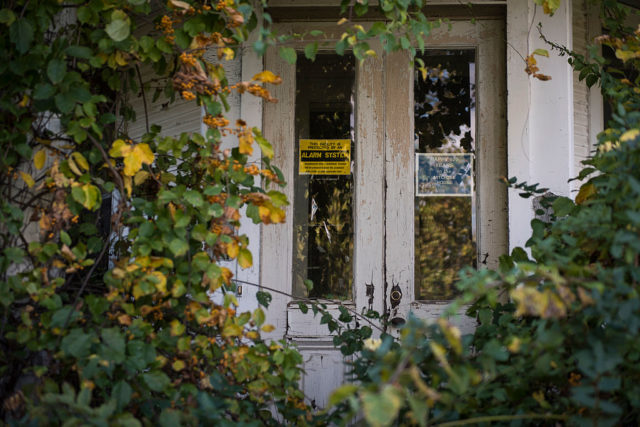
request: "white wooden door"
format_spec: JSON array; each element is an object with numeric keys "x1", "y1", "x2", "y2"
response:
[{"x1": 261, "y1": 19, "x2": 506, "y2": 408}]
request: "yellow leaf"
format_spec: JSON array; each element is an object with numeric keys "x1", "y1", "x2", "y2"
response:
[
  {"x1": 114, "y1": 50, "x2": 128, "y2": 66},
  {"x1": 615, "y1": 48, "x2": 640, "y2": 63},
  {"x1": 437, "y1": 318, "x2": 462, "y2": 356},
  {"x1": 222, "y1": 47, "x2": 234, "y2": 61},
  {"x1": 337, "y1": 17, "x2": 348, "y2": 25},
  {"x1": 150, "y1": 271, "x2": 167, "y2": 293},
  {"x1": 123, "y1": 144, "x2": 152, "y2": 176},
  {"x1": 172, "y1": 359, "x2": 186, "y2": 371},
  {"x1": 511, "y1": 286, "x2": 567, "y2": 319},
  {"x1": 258, "y1": 206, "x2": 270, "y2": 222},
  {"x1": 81, "y1": 184, "x2": 101, "y2": 210},
  {"x1": 169, "y1": 0, "x2": 192, "y2": 11},
  {"x1": 34, "y1": 150, "x2": 46, "y2": 170},
  {"x1": 222, "y1": 323, "x2": 244, "y2": 337},
  {"x1": 60, "y1": 244, "x2": 76, "y2": 261},
  {"x1": 221, "y1": 267, "x2": 233, "y2": 284},
  {"x1": 238, "y1": 248, "x2": 253, "y2": 269},
  {"x1": 68, "y1": 156, "x2": 83, "y2": 176},
  {"x1": 238, "y1": 132, "x2": 253, "y2": 155},
  {"x1": 245, "y1": 330, "x2": 259, "y2": 340},
  {"x1": 18, "y1": 94, "x2": 29, "y2": 108},
  {"x1": 132, "y1": 284, "x2": 146, "y2": 299},
  {"x1": 134, "y1": 170, "x2": 150, "y2": 185},
  {"x1": 156, "y1": 355, "x2": 168, "y2": 367},
  {"x1": 170, "y1": 319, "x2": 185, "y2": 336},
  {"x1": 109, "y1": 139, "x2": 130, "y2": 158},
  {"x1": 620, "y1": 128, "x2": 640, "y2": 142},
  {"x1": 270, "y1": 206, "x2": 285, "y2": 223},
  {"x1": 261, "y1": 324, "x2": 275, "y2": 333},
  {"x1": 72, "y1": 152, "x2": 90, "y2": 171},
  {"x1": 124, "y1": 175, "x2": 132, "y2": 197},
  {"x1": 507, "y1": 337, "x2": 522, "y2": 353},
  {"x1": 252, "y1": 70, "x2": 282, "y2": 84},
  {"x1": 575, "y1": 182, "x2": 596, "y2": 205},
  {"x1": 19, "y1": 171, "x2": 35, "y2": 188},
  {"x1": 172, "y1": 279, "x2": 186, "y2": 298},
  {"x1": 227, "y1": 241, "x2": 239, "y2": 259}
]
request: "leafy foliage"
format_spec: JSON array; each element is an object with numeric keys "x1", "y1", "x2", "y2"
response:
[
  {"x1": 0, "y1": 0, "x2": 311, "y2": 424},
  {"x1": 328, "y1": 3, "x2": 640, "y2": 426}
]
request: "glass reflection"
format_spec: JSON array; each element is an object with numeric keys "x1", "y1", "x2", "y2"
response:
[
  {"x1": 414, "y1": 50, "x2": 477, "y2": 300},
  {"x1": 292, "y1": 54, "x2": 355, "y2": 299}
]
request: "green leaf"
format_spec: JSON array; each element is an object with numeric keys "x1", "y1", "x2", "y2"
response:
[
  {"x1": 142, "y1": 371, "x2": 171, "y2": 392},
  {"x1": 279, "y1": 46, "x2": 297, "y2": 64},
  {"x1": 253, "y1": 128, "x2": 274, "y2": 159},
  {"x1": 256, "y1": 291, "x2": 272, "y2": 308},
  {"x1": 183, "y1": 190, "x2": 204, "y2": 207},
  {"x1": 0, "y1": 9, "x2": 16, "y2": 25},
  {"x1": 66, "y1": 45, "x2": 93, "y2": 59},
  {"x1": 329, "y1": 384, "x2": 358, "y2": 407},
  {"x1": 10, "y1": 19, "x2": 34, "y2": 54},
  {"x1": 362, "y1": 385, "x2": 404, "y2": 427},
  {"x1": 61, "y1": 328, "x2": 92, "y2": 358},
  {"x1": 304, "y1": 42, "x2": 318, "y2": 61},
  {"x1": 253, "y1": 307, "x2": 265, "y2": 327},
  {"x1": 552, "y1": 196, "x2": 574, "y2": 217},
  {"x1": 112, "y1": 381, "x2": 132, "y2": 411},
  {"x1": 34, "y1": 83, "x2": 55, "y2": 100},
  {"x1": 47, "y1": 59, "x2": 67, "y2": 84},
  {"x1": 303, "y1": 279, "x2": 313, "y2": 292},
  {"x1": 102, "y1": 327, "x2": 126, "y2": 363},
  {"x1": 297, "y1": 302, "x2": 308, "y2": 314},
  {"x1": 169, "y1": 238, "x2": 189, "y2": 257},
  {"x1": 55, "y1": 92, "x2": 76, "y2": 114},
  {"x1": 105, "y1": 18, "x2": 130, "y2": 42},
  {"x1": 203, "y1": 98, "x2": 222, "y2": 116},
  {"x1": 158, "y1": 409, "x2": 181, "y2": 427},
  {"x1": 60, "y1": 230, "x2": 71, "y2": 246},
  {"x1": 533, "y1": 48, "x2": 549, "y2": 57}
]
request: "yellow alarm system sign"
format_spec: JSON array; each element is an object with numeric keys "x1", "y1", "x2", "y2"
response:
[{"x1": 299, "y1": 139, "x2": 351, "y2": 175}]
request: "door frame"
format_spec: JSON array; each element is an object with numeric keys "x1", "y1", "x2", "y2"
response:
[
  {"x1": 261, "y1": 19, "x2": 507, "y2": 339},
  {"x1": 387, "y1": 19, "x2": 507, "y2": 332}
]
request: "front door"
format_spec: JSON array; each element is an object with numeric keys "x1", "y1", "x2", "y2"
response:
[{"x1": 262, "y1": 18, "x2": 506, "y2": 408}]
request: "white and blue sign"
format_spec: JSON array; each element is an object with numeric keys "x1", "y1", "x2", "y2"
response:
[{"x1": 416, "y1": 153, "x2": 473, "y2": 196}]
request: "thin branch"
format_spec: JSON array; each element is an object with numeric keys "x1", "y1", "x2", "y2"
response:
[
  {"x1": 231, "y1": 278, "x2": 384, "y2": 333},
  {"x1": 433, "y1": 413, "x2": 568, "y2": 427},
  {"x1": 135, "y1": 65, "x2": 150, "y2": 134},
  {"x1": 60, "y1": 236, "x2": 112, "y2": 333},
  {"x1": 87, "y1": 133, "x2": 125, "y2": 197}
]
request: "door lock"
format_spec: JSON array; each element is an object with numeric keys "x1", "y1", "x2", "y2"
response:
[{"x1": 390, "y1": 283, "x2": 402, "y2": 308}]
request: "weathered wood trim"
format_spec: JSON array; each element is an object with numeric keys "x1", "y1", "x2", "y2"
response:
[
  {"x1": 268, "y1": 5, "x2": 505, "y2": 22},
  {"x1": 399, "y1": 19, "x2": 507, "y2": 329},
  {"x1": 261, "y1": 45, "x2": 296, "y2": 338},
  {"x1": 384, "y1": 49, "x2": 414, "y2": 324},
  {"x1": 506, "y1": 0, "x2": 533, "y2": 250},
  {"x1": 354, "y1": 40, "x2": 386, "y2": 324}
]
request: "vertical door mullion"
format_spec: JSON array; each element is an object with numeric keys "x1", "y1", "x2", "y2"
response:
[
  {"x1": 384, "y1": 50, "x2": 415, "y2": 324},
  {"x1": 262, "y1": 44, "x2": 296, "y2": 337},
  {"x1": 353, "y1": 46, "x2": 386, "y2": 320}
]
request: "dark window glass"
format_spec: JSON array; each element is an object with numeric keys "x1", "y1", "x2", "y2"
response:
[
  {"x1": 414, "y1": 49, "x2": 477, "y2": 300},
  {"x1": 292, "y1": 54, "x2": 355, "y2": 299}
]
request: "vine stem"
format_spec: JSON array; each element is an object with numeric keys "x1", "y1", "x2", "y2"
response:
[
  {"x1": 432, "y1": 413, "x2": 568, "y2": 427},
  {"x1": 230, "y1": 278, "x2": 384, "y2": 333},
  {"x1": 135, "y1": 65, "x2": 150, "y2": 134}
]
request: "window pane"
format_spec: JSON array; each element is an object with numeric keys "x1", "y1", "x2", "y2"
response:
[
  {"x1": 292, "y1": 54, "x2": 355, "y2": 299},
  {"x1": 414, "y1": 49, "x2": 477, "y2": 300}
]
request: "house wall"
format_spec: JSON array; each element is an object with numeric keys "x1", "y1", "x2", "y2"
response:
[
  {"x1": 506, "y1": 0, "x2": 578, "y2": 249},
  {"x1": 129, "y1": 0, "x2": 600, "y2": 409}
]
